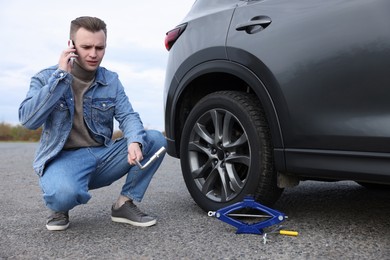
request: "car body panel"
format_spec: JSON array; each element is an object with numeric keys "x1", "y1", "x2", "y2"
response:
[
  {"x1": 228, "y1": 0, "x2": 390, "y2": 152},
  {"x1": 226, "y1": 0, "x2": 390, "y2": 181}
]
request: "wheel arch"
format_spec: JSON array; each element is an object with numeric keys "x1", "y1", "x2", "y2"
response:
[{"x1": 167, "y1": 59, "x2": 285, "y2": 168}]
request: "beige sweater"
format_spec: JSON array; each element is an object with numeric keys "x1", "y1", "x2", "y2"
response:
[{"x1": 63, "y1": 62, "x2": 102, "y2": 149}]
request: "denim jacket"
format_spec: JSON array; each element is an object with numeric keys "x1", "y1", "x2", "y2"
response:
[{"x1": 19, "y1": 65, "x2": 146, "y2": 176}]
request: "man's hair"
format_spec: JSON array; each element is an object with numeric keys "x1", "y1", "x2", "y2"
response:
[{"x1": 70, "y1": 16, "x2": 107, "y2": 40}]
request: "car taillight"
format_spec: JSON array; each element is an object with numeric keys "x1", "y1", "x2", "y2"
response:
[{"x1": 165, "y1": 23, "x2": 187, "y2": 51}]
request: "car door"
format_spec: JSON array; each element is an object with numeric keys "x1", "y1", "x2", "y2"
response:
[{"x1": 226, "y1": 0, "x2": 390, "y2": 153}]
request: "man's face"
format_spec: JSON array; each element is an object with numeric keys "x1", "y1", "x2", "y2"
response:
[{"x1": 73, "y1": 28, "x2": 106, "y2": 71}]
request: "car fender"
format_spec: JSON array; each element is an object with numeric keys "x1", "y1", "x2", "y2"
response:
[{"x1": 165, "y1": 49, "x2": 286, "y2": 171}]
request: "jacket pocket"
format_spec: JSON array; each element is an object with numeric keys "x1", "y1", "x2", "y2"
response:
[
  {"x1": 91, "y1": 98, "x2": 115, "y2": 137},
  {"x1": 50, "y1": 99, "x2": 70, "y2": 127}
]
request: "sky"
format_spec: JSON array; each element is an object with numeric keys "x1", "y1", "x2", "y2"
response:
[{"x1": 0, "y1": 0, "x2": 195, "y2": 131}]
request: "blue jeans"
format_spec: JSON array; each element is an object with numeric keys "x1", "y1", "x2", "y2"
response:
[{"x1": 39, "y1": 130, "x2": 166, "y2": 212}]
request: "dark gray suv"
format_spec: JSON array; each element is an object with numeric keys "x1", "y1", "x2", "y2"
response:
[{"x1": 164, "y1": 0, "x2": 390, "y2": 211}]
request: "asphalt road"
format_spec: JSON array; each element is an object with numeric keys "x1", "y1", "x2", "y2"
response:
[{"x1": 0, "y1": 142, "x2": 389, "y2": 259}]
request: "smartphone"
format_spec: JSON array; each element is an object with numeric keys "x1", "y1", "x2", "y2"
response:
[
  {"x1": 68, "y1": 40, "x2": 76, "y2": 67},
  {"x1": 135, "y1": 147, "x2": 166, "y2": 170}
]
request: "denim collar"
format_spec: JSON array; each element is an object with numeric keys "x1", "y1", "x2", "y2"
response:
[{"x1": 94, "y1": 67, "x2": 109, "y2": 87}]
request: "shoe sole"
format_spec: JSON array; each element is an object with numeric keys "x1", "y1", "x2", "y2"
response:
[
  {"x1": 111, "y1": 216, "x2": 156, "y2": 227},
  {"x1": 46, "y1": 223, "x2": 69, "y2": 231}
]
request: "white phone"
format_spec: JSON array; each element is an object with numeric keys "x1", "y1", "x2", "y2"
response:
[{"x1": 68, "y1": 40, "x2": 76, "y2": 67}]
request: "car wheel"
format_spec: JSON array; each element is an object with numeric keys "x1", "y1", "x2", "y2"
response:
[{"x1": 180, "y1": 91, "x2": 283, "y2": 211}]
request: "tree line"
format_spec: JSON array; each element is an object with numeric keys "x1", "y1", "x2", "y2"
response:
[
  {"x1": 0, "y1": 122, "x2": 136, "y2": 142},
  {"x1": 0, "y1": 122, "x2": 42, "y2": 141}
]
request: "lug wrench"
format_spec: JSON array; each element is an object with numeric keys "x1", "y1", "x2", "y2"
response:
[{"x1": 135, "y1": 147, "x2": 166, "y2": 170}]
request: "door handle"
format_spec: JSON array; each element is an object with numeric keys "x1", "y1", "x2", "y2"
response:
[{"x1": 236, "y1": 16, "x2": 272, "y2": 32}]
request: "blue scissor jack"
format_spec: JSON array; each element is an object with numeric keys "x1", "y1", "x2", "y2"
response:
[{"x1": 208, "y1": 196, "x2": 286, "y2": 235}]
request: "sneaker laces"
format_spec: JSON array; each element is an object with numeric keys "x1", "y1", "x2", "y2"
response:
[
  {"x1": 126, "y1": 201, "x2": 148, "y2": 217},
  {"x1": 49, "y1": 212, "x2": 68, "y2": 221}
]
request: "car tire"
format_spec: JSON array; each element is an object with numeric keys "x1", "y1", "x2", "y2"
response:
[{"x1": 180, "y1": 91, "x2": 283, "y2": 211}]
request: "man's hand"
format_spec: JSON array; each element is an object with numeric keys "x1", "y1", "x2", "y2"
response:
[
  {"x1": 58, "y1": 46, "x2": 78, "y2": 72},
  {"x1": 128, "y1": 142, "x2": 143, "y2": 165}
]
